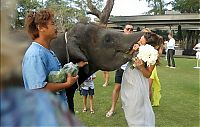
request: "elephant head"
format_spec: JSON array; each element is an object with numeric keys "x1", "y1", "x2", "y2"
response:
[
  {"x1": 67, "y1": 23, "x2": 144, "y2": 71},
  {"x1": 51, "y1": 23, "x2": 144, "y2": 84}
]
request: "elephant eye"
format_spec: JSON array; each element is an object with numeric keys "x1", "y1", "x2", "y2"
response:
[{"x1": 104, "y1": 34, "x2": 112, "y2": 43}]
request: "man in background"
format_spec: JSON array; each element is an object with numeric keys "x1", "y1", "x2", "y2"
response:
[{"x1": 166, "y1": 33, "x2": 176, "y2": 68}]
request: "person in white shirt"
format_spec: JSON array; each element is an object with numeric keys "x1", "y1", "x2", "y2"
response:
[
  {"x1": 80, "y1": 73, "x2": 96, "y2": 114},
  {"x1": 193, "y1": 43, "x2": 200, "y2": 59},
  {"x1": 166, "y1": 33, "x2": 176, "y2": 68},
  {"x1": 193, "y1": 43, "x2": 200, "y2": 68}
]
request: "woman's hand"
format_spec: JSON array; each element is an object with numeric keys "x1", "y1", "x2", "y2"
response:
[
  {"x1": 134, "y1": 58, "x2": 155, "y2": 78},
  {"x1": 77, "y1": 61, "x2": 88, "y2": 68},
  {"x1": 135, "y1": 58, "x2": 146, "y2": 71},
  {"x1": 65, "y1": 73, "x2": 79, "y2": 87},
  {"x1": 129, "y1": 44, "x2": 139, "y2": 54},
  {"x1": 132, "y1": 44, "x2": 139, "y2": 51},
  {"x1": 134, "y1": 58, "x2": 144, "y2": 69}
]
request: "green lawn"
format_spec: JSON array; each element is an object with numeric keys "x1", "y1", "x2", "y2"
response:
[{"x1": 74, "y1": 57, "x2": 199, "y2": 127}]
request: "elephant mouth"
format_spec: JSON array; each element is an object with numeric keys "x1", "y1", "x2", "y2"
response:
[{"x1": 115, "y1": 48, "x2": 133, "y2": 60}]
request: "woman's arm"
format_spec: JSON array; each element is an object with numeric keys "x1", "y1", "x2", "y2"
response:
[{"x1": 135, "y1": 59, "x2": 155, "y2": 78}]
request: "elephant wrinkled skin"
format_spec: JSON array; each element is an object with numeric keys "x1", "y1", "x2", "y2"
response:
[{"x1": 51, "y1": 23, "x2": 144, "y2": 84}]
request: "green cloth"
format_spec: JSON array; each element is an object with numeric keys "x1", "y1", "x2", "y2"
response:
[
  {"x1": 150, "y1": 66, "x2": 161, "y2": 106},
  {"x1": 48, "y1": 62, "x2": 78, "y2": 83}
]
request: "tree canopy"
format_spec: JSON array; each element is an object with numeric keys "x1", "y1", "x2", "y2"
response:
[
  {"x1": 140, "y1": 0, "x2": 171, "y2": 15},
  {"x1": 6, "y1": 0, "x2": 104, "y2": 31},
  {"x1": 141, "y1": 0, "x2": 199, "y2": 15},
  {"x1": 172, "y1": 0, "x2": 199, "y2": 13}
]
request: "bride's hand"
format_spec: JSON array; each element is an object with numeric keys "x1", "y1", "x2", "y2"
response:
[
  {"x1": 134, "y1": 58, "x2": 144, "y2": 69},
  {"x1": 129, "y1": 44, "x2": 139, "y2": 54},
  {"x1": 132, "y1": 44, "x2": 139, "y2": 51}
]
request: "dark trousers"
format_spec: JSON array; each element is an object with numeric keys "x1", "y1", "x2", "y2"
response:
[
  {"x1": 66, "y1": 85, "x2": 77, "y2": 114},
  {"x1": 167, "y1": 49, "x2": 176, "y2": 67}
]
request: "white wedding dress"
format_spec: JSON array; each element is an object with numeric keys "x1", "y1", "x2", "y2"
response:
[{"x1": 121, "y1": 65, "x2": 155, "y2": 127}]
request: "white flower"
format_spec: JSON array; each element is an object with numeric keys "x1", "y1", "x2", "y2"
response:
[{"x1": 137, "y1": 44, "x2": 158, "y2": 66}]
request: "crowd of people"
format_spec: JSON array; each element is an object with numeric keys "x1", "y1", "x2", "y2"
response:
[{"x1": 2, "y1": 8, "x2": 191, "y2": 127}]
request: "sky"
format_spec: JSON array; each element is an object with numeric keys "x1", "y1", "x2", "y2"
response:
[
  {"x1": 105, "y1": 0, "x2": 172, "y2": 16},
  {"x1": 109, "y1": 0, "x2": 150, "y2": 16},
  {"x1": 90, "y1": 0, "x2": 151, "y2": 21},
  {"x1": 89, "y1": 0, "x2": 172, "y2": 21},
  {"x1": 39, "y1": 0, "x2": 172, "y2": 16}
]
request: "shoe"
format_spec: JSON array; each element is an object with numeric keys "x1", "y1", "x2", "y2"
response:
[
  {"x1": 90, "y1": 110, "x2": 94, "y2": 114},
  {"x1": 103, "y1": 83, "x2": 108, "y2": 87},
  {"x1": 106, "y1": 111, "x2": 114, "y2": 117},
  {"x1": 165, "y1": 65, "x2": 170, "y2": 67},
  {"x1": 82, "y1": 109, "x2": 87, "y2": 113},
  {"x1": 170, "y1": 66, "x2": 176, "y2": 69}
]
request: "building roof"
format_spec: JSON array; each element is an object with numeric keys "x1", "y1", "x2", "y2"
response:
[{"x1": 109, "y1": 13, "x2": 200, "y2": 30}]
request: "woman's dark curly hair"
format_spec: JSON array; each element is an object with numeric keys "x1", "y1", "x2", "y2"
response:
[
  {"x1": 24, "y1": 9, "x2": 54, "y2": 40},
  {"x1": 143, "y1": 32, "x2": 163, "y2": 49}
]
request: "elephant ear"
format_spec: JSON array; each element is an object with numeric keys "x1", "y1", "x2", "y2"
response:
[{"x1": 67, "y1": 36, "x2": 88, "y2": 62}]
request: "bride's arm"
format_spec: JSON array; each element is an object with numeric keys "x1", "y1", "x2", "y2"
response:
[
  {"x1": 135, "y1": 59, "x2": 155, "y2": 78},
  {"x1": 138, "y1": 65, "x2": 155, "y2": 78}
]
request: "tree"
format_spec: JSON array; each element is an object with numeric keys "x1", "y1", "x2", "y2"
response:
[
  {"x1": 8, "y1": 0, "x2": 106, "y2": 30},
  {"x1": 140, "y1": 0, "x2": 167, "y2": 15},
  {"x1": 2, "y1": 0, "x2": 42, "y2": 30},
  {"x1": 172, "y1": 0, "x2": 199, "y2": 13},
  {"x1": 1, "y1": 0, "x2": 17, "y2": 33},
  {"x1": 86, "y1": 0, "x2": 114, "y2": 25},
  {"x1": 45, "y1": 0, "x2": 104, "y2": 32},
  {"x1": 15, "y1": 0, "x2": 42, "y2": 29}
]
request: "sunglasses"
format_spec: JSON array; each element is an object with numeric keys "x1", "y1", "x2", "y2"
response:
[{"x1": 126, "y1": 28, "x2": 133, "y2": 31}]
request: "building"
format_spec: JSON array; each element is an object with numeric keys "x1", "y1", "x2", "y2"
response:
[{"x1": 108, "y1": 13, "x2": 200, "y2": 55}]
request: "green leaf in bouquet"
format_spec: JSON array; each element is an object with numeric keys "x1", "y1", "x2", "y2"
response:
[
  {"x1": 127, "y1": 61, "x2": 135, "y2": 70},
  {"x1": 62, "y1": 62, "x2": 79, "y2": 76},
  {"x1": 48, "y1": 70, "x2": 66, "y2": 83}
]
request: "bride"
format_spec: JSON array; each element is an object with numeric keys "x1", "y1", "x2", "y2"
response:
[{"x1": 121, "y1": 32, "x2": 163, "y2": 127}]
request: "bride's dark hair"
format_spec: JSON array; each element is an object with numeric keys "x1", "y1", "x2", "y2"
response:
[{"x1": 143, "y1": 32, "x2": 163, "y2": 49}]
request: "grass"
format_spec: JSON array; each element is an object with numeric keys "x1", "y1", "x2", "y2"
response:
[{"x1": 74, "y1": 57, "x2": 199, "y2": 127}]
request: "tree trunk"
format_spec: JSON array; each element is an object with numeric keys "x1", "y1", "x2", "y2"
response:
[
  {"x1": 153, "y1": 0, "x2": 157, "y2": 15},
  {"x1": 87, "y1": 0, "x2": 115, "y2": 25},
  {"x1": 158, "y1": 0, "x2": 163, "y2": 14}
]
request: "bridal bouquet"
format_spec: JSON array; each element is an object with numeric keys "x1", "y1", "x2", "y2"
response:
[
  {"x1": 48, "y1": 62, "x2": 79, "y2": 83},
  {"x1": 130, "y1": 44, "x2": 158, "y2": 69}
]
